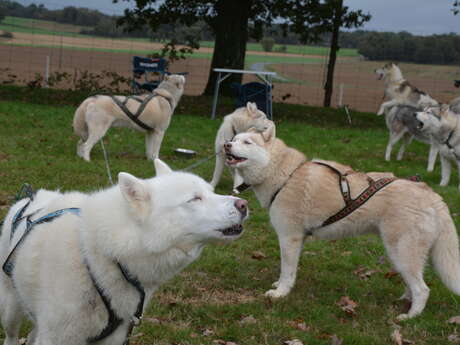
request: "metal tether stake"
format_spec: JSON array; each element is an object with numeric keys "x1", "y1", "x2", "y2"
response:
[{"x1": 100, "y1": 140, "x2": 114, "y2": 185}]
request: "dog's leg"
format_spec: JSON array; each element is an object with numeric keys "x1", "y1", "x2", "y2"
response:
[
  {"x1": 427, "y1": 142, "x2": 439, "y2": 172},
  {"x1": 385, "y1": 130, "x2": 405, "y2": 161},
  {"x1": 378, "y1": 100, "x2": 396, "y2": 116},
  {"x1": 440, "y1": 155, "x2": 452, "y2": 186},
  {"x1": 145, "y1": 129, "x2": 165, "y2": 160},
  {"x1": 210, "y1": 151, "x2": 226, "y2": 188},
  {"x1": 232, "y1": 170, "x2": 244, "y2": 194},
  {"x1": 381, "y1": 223, "x2": 430, "y2": 320},
  {"x1": 265, "y1": 227, "x2": 304, "y2": 299},
  {"x1": 81, "y1": 113, "x2": 113, "y2": 162},
  {"x1": 396, "y1": 133, "x2": 413, "y2": 161},
  {"x1": 0, "y1": 293, "x2": 24, "y2": 345}
]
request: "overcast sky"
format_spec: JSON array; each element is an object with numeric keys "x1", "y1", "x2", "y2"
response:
[{"x1": 15, "y1": 0, "x2": 460, "y2": 36}]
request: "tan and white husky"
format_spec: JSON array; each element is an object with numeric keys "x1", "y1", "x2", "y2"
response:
[
  {"x1": 225, "y1": 125, "x2": 460, "y2": 320},
  {"x1": 73, "y1": 74, "x2": 185, "y2": 162},
  {"x1": 210, "y1": 102, "x2": 272, "y2": 192}
]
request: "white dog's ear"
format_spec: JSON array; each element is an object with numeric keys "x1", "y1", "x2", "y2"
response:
[
  {"x1": 246, "y1": 102, "x2": 258, "y2": 117},
  {"x1": 154, "y1": 159, "x2": 173, "y2": 176},
  {"x1": 118, "y1": 172, "x2": 151, "y2": 215},
  {"x1": 261, "y1": 122, "x2": 276, "y2": 142}
]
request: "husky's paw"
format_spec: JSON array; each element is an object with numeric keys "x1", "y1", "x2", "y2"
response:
[
  {"x1": 232, "y1": 188, "x2": 240, "y2": 195},
  {"x1": 427, "y1": 166, "x2": 434, "y2": 172},
  {"x1": 396, "y1": 313, "x2": 410, "y2": 321},
  {"x1": 377, "y1": 110, "x2": 384, "y2": 116},
  {"x1": 265, "y1": 288, "x2": 288, "y2": 299}
]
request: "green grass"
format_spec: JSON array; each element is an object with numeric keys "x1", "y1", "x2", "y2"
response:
[
  {"x1": 1, "y1": 88, "x2": 460, "y2": 344},
  {"x1": 0, "y1": 16, "x2": 90, "y2": 37}
]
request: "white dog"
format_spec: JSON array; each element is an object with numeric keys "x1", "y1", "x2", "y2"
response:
[
  {"x1": 375, "y1": 63, "x2": 438, "y2": 116},
  {"x1": 0, "y1": 160, "x2": 248, "y2": 345},
  {"x1": 225, "y1": 125, "x2": 460, "y2": 320},
  {"x1": 73, "y1": 74, "x2": 185, "y2": 161},
  {"x1": 416, "y1": 103, "x2": 460, "y2": 188},
  {"x1": 210, "y1": 102, "x2": 272, "y2": 192}
]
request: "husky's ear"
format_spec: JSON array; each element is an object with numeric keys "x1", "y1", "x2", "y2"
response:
[
  {"x1": 246, "y1": 102, "x2": 259, "y2": 117},
  {"x1": 154, "y1": 159, "x2": 173, "y2": 176},
  {"x1": 118, "y1": 172, "x2": 151, "y2": 215},
  {"x1": 261, "y1": 122, "x2": 276, "y2": 142}
]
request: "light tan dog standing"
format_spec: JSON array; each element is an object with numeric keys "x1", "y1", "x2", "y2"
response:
[
  {"x1": 73, "y1": 74, "x2": 185, "y2": 161},
  {"x1": 225, "y1": 125, "x2": 460, "y2": 320},
  {"x1": 210, "y1": 102, "x2": 272, "y2": 192}
]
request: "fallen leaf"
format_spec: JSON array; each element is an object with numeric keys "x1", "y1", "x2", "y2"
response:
[
  {"x1": 337, "y1": 296, "x2": 358, "y2": 316},
  {"x1": 251, "y1": 251, "x2": 266, "y2": 260},
  {"x1": 330, "y1": 334, "x2": 343, "y2": 345},
  {"x1": 240, "y1": 315, "x2": 257, "y2": 324},
  {"x1": 283, "y1": 339, "x2": 304, "y2": 345},
  {"x1": 448, "y1": 316, "x2": 460, "y2": 324},
  {"x1": 385, "y1": 271, "x2": 399, "y2": 279},
  {"x1": 287, "y1": 320, "x2": 309, "y2": 331},
  {"x1": 341, "y1": 251, "x2": 352, "y2": 256},
  {"x1": 202, "y1": 328, "x2": 214, "y2": 336},
  {"x1": 304, "y1": 251, "x2": 317, "y2": 256},
  {"x1": 143, "y1": 317, "x2": 161, "y2": 324},
  {"x1": 391, "y1": 329, "x2": 403, "y2": 345},
  {"x1": 448, "y1": 333, "x2": 460, "y2": 342}
]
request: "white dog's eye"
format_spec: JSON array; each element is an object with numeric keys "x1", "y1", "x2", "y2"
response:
[
  {"x1": 244, "y1": 140, "x2": 252, "y2": 145},
  {"x1": 187, "y1": 195, "x2": 202, "y2": 203}
]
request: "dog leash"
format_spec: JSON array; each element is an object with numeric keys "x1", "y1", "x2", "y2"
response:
[{"x1": 180, "y1": 152, "x2": 220, "y2": 172}]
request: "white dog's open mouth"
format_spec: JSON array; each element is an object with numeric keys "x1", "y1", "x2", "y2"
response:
[
  {"x1": 218, "y1": 224, "x2": 243, "y2": 236},
  {"x1": 225, "y1": 153, "x2": 247, "y2": 165}
]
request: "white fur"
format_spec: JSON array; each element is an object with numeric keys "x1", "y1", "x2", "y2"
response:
[
  {"x1": 210, "y1": 102, "x2": 272, "y2": 192},
  {"x1": 0, "y1": 160, "x2": 247, "y2": 345}
]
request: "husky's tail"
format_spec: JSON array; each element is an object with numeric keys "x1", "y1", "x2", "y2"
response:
[
  {"x1": 73, "y1": 97, "x2": 94, "y2": 141},
  {"x1": 431, "y1": 207, "x2": 460, "y2": 295}
]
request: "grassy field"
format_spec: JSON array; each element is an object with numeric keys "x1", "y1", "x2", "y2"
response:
[
  {"x1": 1, "y1": 88, "x2": 460, "y2": 345},
  {"x1": 0, "y1": 16, "x2": 359, "y2": 58}
]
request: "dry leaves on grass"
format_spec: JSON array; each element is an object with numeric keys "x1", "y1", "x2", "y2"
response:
[
  {"x1": 239, "y1": 315, "x2": 257, "y2": 324},
  {"x1": 353, "y1": 265, "x2": 378, "y2": 280},
  {"x1": 213, "y1": 340, "x2": 237, "y2": 345},
  {"x1": 287, "y1": 319, "x2": 310, "y2": 331},
  {"x1": 391, "y1": 329, "x2": 414, "y2": 345},
  {"x1": 283, "y1": 339, "x2": 304, "y2": 345},
  {"x1": 330, "y1": 334, "x2": 343, "y2": 345},
  {"x1": 448, "y1": 316, "x2": 460, "y2": 324},
  {"x1": 251, "y1": 251, "x2": 266, "y2": 260},
  {"x1": 448, "y1": 333, "x2": 460, "y2": 343},
  {"x1": 337, "y1": 296, "x2": 358, "y2": 316}
]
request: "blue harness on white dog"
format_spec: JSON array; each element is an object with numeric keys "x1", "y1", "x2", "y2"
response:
[{"x1": 2, "y1": 189, "x2": 145, "y2": 345}]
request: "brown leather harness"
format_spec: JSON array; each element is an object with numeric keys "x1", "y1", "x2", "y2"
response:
[{"x1": 268, "y1": 160, "x2": 399, "y2": 228}]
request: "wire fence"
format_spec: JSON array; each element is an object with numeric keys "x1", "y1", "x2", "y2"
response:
[{"x1": 1, "y1": 13, "x2": 459, "y2": 114}]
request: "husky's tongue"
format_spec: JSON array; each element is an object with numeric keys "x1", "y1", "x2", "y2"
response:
[{"x1": 226, "y1": 154, "x2": 247, "y2": 165}]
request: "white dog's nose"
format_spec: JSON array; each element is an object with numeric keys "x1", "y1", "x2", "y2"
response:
[{"x1": 234, "y1": 199, "x2": 248, "y2": 217}]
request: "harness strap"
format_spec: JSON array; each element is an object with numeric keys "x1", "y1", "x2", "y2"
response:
[
  {"x1": 269, "y1": 161, "x2": 307, "y2": 207},
  {"x1": 110, "y1": 94, "x2": 156, "y2": 131},
  {"x1": 86, "y1": 262, "x2": 123, "y2": 344},
  {"x1": 444, "y1": 129, "x2": 460, "y2": 160},
  {"x1": 3, "y1": 208, "x2": 81, "y2": 277}
]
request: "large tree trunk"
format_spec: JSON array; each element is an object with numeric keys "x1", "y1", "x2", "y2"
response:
[
  {"x1": 323, "y1": 0, "x2": 342, "y2": 107},
  {"x1": 203, "y1": 0, "x2": 251, "y2": 96}
]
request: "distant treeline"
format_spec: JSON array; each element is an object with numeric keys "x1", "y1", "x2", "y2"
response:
[
  {"x1": 340, "y1": 30, "x2": 460, "y2": 65},
  {"x1": 1, "y1": 1, "x2": 459, "y2": 65}
]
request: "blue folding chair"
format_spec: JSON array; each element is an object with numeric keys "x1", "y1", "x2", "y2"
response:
[
  {"x1": 132, "y1": 56, "x2": 168, "y2": 93},
  {"x1": 231, "y1": 81, "x2": 273, "y2": 119}
]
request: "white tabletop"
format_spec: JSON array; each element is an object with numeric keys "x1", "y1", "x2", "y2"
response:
[{"x1": 213, "y1": 68, "x2": 276, "y2": 76}]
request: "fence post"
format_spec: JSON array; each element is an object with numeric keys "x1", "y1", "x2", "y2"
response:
[
  {"x1": 44, "y1": 56, "x2": 50, "y2": 88},
  {"x1": 338, "y1": 83, "x2": 344, "y2": 107}
]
